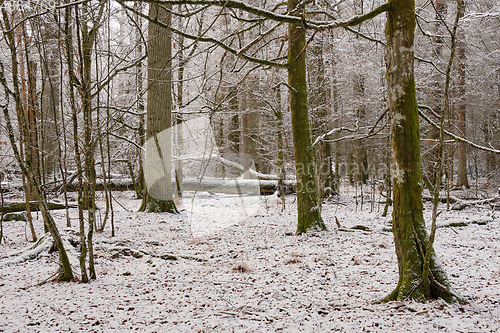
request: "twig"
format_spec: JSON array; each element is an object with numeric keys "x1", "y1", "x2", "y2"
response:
[{"x1": 20, "y1": 270, "x2": 59, "y2": 290}]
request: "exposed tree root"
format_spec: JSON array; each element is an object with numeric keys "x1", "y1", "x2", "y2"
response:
[
  {"x1": 411, "y1": 225, "x2": 466, "y2": 304},
  {"x1": 145, "y1": 197, "x2": 179, "y2": 214}
]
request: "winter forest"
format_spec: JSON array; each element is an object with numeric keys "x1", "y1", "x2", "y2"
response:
[{"x1": 0, "y1": 0, "x2": 498, "y2": 331}]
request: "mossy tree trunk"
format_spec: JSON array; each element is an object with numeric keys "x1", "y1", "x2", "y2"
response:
[
  {"x1": 288, "y1": 0, "x2": 326, "y2": 234},
  {"x1": 2, "y1": 106, "x2": 74, "y2": 281},
  {"x1": 144, "y1": 3, "x2": 178, "y2": 214},
  {"x1": 384, "y1": 0, "x2": 454, "y2": 302}
]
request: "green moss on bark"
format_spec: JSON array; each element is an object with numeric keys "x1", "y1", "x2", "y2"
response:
[
  {"x1": 384, "y1": 0, "x2": 455, "y2": 303},
  {"x1": 288, "y1": 0, "x2": 326, "y2": 235},
  {"x1": 145, "y1": 195, "x2": 179, "y2": 214}
]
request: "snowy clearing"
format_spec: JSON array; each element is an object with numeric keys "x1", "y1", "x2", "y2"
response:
[{"x1": 0, "y1": 189, "x2": 499, "y2": 332}]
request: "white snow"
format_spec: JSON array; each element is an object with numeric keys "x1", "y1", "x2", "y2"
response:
[{"x1": 0, "y1": 188, "x2": 498, "y2": 332}]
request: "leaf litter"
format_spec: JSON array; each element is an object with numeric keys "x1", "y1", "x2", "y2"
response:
[{"x1": 0, "y1": 189, "x2": 498, "y2": 332}]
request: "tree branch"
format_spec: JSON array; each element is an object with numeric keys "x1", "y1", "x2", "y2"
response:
[
  {"x1": 118, "y1": 0, "x2": 288, "y2": 68},
  {"x1": 419, "y1": 105, "x2": 500, "y2": 154},
  {"x1": 123, "y1": 0, "x2": 390, "y2": 30}
]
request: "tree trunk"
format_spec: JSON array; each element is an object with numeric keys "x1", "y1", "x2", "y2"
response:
[
  {"x1": 309, "y1": 33, "x2": 334, "y2": 198},
  {"x1": 287, "y1": 0, "x2": 326, "y2": 234},
  {"x1": 422, "y1": 0, "x2": 447, "y2": 190},
  {"x1": 455, "y1": 0, "x2": 469, "y2": 188},
  {"x1": 382, "y1": 136, "x2": 392, "y2": 217},
  {"x1": 135, "y1": 2, "x2": 146, "y2": 201},
  {"x1": 228, "y1": 99, "x2": 240, "y2": 153},
  {"x1": 174, "y1": 9, "x2": 184, "y2": 198},
  {"x1": 80, "y1": 8, "x2": 98, "y2": 280},
  {"x1": 330, "y1": 56, "x2": 341, "y2": 194},
  {"x1": 40, "y1": 21, "x2": 61, "y2": 179},
  {"x1": 384, "y1": 0, "x2": 453, "y2": 302},
  {"x1": 64, "y1": 4, "x2": 88, "y2": 283},
  {"x1": 275, "y1": 81, "x2": 286, "y2": 210},
  {"x1": 25, "y1": 59, "x2": 39, "y2": 240},
  {"x1": 241, "y1": 80, "x2": 261, "y2": 174},
  {"x1": 15, "y1": 26, "x2": 39, "y2": 239},
  {"x1": 144, "y1": 3, "x2": 178, "y2": 214},
  {"x1": 354, "y1": 74, "x2": 369, "y2": 184}
]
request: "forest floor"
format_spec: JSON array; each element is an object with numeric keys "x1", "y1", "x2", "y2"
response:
[{"x1": 0, "y1": 184, "x2": 499, "y2": 332}]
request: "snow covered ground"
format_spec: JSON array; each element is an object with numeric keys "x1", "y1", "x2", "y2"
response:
[{"x1": 0, "y1": 189, "x2": 498, "y2": 332}]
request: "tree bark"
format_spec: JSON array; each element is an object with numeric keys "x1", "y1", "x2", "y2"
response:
[
  {"x1": 309, "y1": 32, "x2": 335, "y2": 198},
  {"x1": 275, "y1": 80, "x2": 286, "y2": 210},
  {"x1": 135, "y1": 2, "x2": 146, "y2": 201},
  {"x1": 240, "y1": 79, "x2": 260, "y2": 174},
  {"x1": 287, "y1": 0, "x2": 326, "y2": 234},
  {"x1": 384, "y1": 0, "x2": 453, "y2": 302},
  {"x1": 79, "y1": 4, "x2": 101, "y2": 280},
  {"x1": 64, "y1": 3, "x2": 88, "y2": 283},
  {"x1": 422, "y1": 0, "x2": 447, "y2": 190},
  {"x1": 39, "y1": 20, "x2": 61, "y2": 178},
  {"x1": 455, "y1": 0, "x2": 469, "y2": 188},
  {"x1": 143, "y1": 3, "x2": 178, "y2": 213},
  {"x1": 174, "y1": 8, "x2": 185, "y2": 198}
]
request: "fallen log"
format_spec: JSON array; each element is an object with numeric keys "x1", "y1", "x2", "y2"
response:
[
  {"x1": 3, "y1": 176, "x2": 297, "y2": 196},
  {"x1": 422, "y1": 194, "x2": 459, "y2": 204},
  {"x1": 61, "y1": 178, "x2": 136, "y2": 192},
  {"x1": 450, "y1": 197, "x2": 500, "y2": 211},
  {"x1": 0, "y1": 201, "x2": 77, "y2": 213},
  {"x1": 176, "y1": 178, "x2": 296, "y2": 195},
  {"x1": 438, "y1": 217, "x2": 494, "y2": 228},
  {"x1": 61, "y1": 177, "x2": 296, "y2": 195},
  {"x1": 2, "y1": 212, "x2": 27, "y2": 221}
]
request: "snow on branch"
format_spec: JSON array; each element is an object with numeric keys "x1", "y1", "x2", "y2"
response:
[
  {"x1": 118, "y1": 0, "x2": 287, "y2": 68},
  {"x1": 312, "y1": 127, "x2": 356, "y2": 147},
  {"x1": 419, "y1": 105, "x2": 500, "y2": 154},
  {"x1": 124, "y1": 0, "x2": 391, "y2": 31}
]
